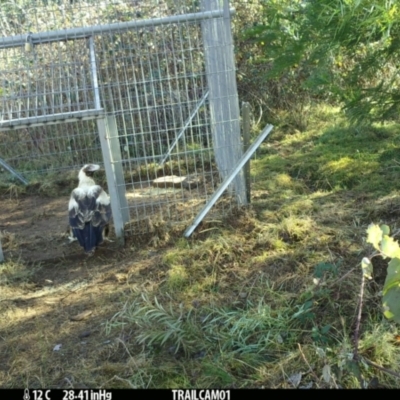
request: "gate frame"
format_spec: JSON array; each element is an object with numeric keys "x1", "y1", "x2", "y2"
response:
[{"x1": 0, "y1": 1, "x2": 249, "y2": 244}]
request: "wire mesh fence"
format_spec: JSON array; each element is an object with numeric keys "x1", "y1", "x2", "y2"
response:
[{"x1": 0, "y1": 0, "x2": 246, "y2": 236}]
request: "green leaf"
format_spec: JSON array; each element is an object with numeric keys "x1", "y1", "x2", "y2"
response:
[
  {"x1": 321, "y1": 324, "x2": 331, "y2": 334},
  {"x1": 366, "y1": 223, "x2": 383, "y2": 250},
  {"x1": 381, "y1": 224, "x2": 390, "y2": 236},
  {"x1": 383, "y1": 285, "x2": 400, "y2": 323},
  {"x1": 361, "y1": 257, "x2": 373, "y2": 280},
  {"x1": 380, "y1": 235, "x2": 400, "y2": 259},
  {"x1": 322, "y1": 364, "x2": 331, "y2": 384},
  {"x1": 313, "y1": 262, "x2": 338, "y2": 278},
  {"x1": 383, "y1": 258, "x2": 400, "y2": 295},
  {"x1": 344, "y1": 359, "x2": 362, "y2": 383}
]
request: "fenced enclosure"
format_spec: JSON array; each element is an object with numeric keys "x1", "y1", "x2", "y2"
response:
[{"x1": 0, "y1": 0, "x2": 250, "y2": 238}]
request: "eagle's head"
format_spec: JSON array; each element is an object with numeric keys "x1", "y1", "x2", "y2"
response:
[{"x1": 78, "y1": 164, "x2": 101, "y2": 181}]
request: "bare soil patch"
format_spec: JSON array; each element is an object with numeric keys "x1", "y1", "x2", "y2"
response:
[{"x1": 0, "y1": 194, "x2": 81, "y2": 262}]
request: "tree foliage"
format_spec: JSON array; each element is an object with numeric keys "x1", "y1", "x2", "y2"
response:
[{"x1": 245, "y1": 0, "x2": 400, "y2": 123}]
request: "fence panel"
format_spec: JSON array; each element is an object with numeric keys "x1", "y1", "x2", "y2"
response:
[{"x1": 0, "y1": 0, "x2": 245, "y2": 237}]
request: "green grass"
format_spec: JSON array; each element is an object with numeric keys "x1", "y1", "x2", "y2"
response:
[
  {"x1": 253, "y1": 104, "x2": 400, "y2": 195},
  {"x1": 95, "y1": 104, "x2": 400, "y2": 388},
  {"x1": 3, "y1": 103, "x2": 400, "y2": 388}
]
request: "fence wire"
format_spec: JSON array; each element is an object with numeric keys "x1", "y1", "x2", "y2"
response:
[{"x1": 0, "y1": 0, "x2": 245, "y2": 236}]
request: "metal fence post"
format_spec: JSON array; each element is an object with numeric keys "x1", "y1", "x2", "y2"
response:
[
  {"x1": 105, "y1": 116, "x2": 130, "y2": 224},
  {"x1": 97, "y1": 117, "x2": 127, "y2": 244},
  {"x1": 201, "y1": 0, "x2": 247, "y2": 205}
]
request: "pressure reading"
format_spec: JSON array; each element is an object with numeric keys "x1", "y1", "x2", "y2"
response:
[{"x1": 62, "y1": 390, "x2": 112, "y2": 400}]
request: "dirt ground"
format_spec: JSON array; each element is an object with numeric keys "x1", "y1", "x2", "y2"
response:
[
  {"x1": 0, "y1": 192, "x2": 167, "y2": 388},
  {"x1": 1, "y1": 195, "x2": 82, "y2": 262},
  {"x1": 0, "y1": 169, "x2": 224, "y2": 263},
  {"x1": 0, "y1": 194, "x2": 109, "y2": 262},
  {"x1": 0, "y1": 185, "x2": 190, "y2": 262},
  {"x1": 0, "y1": 184, "x2": 237, "y2": 387}
]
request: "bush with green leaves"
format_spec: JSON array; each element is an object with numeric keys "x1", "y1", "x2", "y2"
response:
[
  {"x1": 364, "y1": 223, "x2": 400, "y2": 323},
  {"x1": 244, "y1": 0, "x2": 400, "y2": 124}
]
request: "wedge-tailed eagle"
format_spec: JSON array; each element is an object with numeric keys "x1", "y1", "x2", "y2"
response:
[{"x1": 68, "y1": 164, "x2": 111, "y2": 255}]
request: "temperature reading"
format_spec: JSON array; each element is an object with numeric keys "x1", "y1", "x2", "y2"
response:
[{"x1": 32, "y1": 390, "x2": 51, "y2": 400}]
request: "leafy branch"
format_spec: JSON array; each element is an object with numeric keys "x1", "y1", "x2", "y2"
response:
[
  {"x1": 364, "y1": 223, "x2": 400, "y2": 324},
  {"x1": 349, "y1": 223, "x2": 400, "y2": 383}
]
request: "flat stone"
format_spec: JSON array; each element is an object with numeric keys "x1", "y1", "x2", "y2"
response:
[{"x1": 153, "y1": 175, "x2": 186, "y2": 188}]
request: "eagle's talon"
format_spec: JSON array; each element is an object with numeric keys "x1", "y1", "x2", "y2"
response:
[{"x1": 68, "y1": 236, "x2": 78, "y2": 243}]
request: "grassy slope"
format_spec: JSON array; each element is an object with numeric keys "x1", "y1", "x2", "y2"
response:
[{"x1": 2, "y1": 104, "x2": 400, "y2": 388}]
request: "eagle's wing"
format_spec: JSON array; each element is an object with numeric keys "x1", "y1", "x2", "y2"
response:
[
  {"x1": 92, "y1": 188, "x2": 112, "y2": 228},
  {"x1": 68, "y1": 185, "x2": 111, "y2": 229}
]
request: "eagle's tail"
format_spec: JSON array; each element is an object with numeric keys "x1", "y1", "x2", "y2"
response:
[{"x1": 72, "y1": 223, "x2": 104, "y2": 254}]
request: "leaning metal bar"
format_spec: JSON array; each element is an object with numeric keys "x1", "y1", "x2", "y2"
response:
[
  {"x1": 184, "y1": 124, "x2": 274, "y2": 238},
  {"x1": 0, "y1": 236, "x2": 3, "y2": 263},
  {"x1": 0, "y1": 109, "x2": 105, "y2": 132},
  {"x1": 88, "y1": 36, "x2": 101, "y2": 110},
  {"x1": 159, "y1": 91, "x2": 209, "y2": 165},
  {"x1": 0, "y1": 157, "x2": 28, "y2": 185},
  {"x1": 0, "y1": 9, "x2": 235, "y2": 49},
  {"x1": 242, "y1": 102, "x2": 251, "y2": 203}
]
